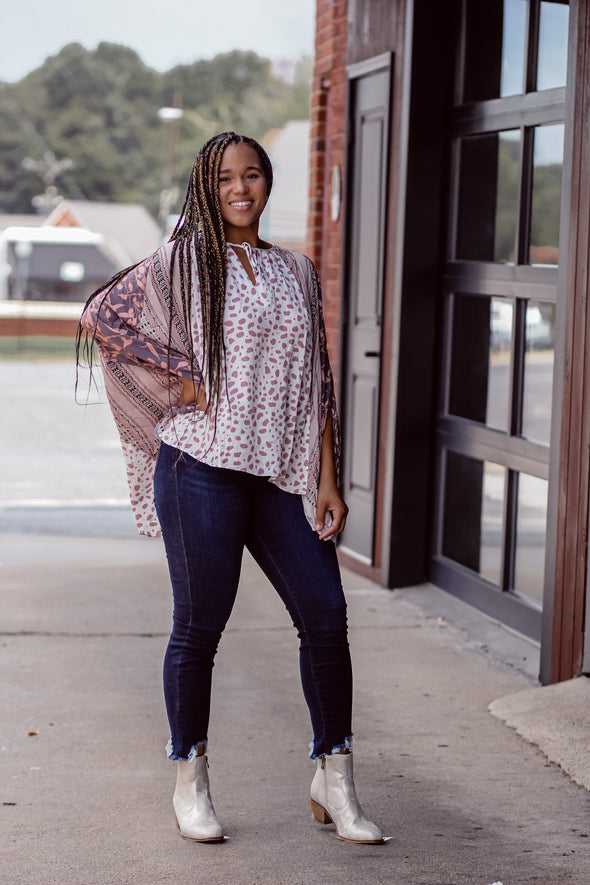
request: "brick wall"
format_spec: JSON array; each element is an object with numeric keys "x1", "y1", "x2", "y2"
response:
[{"x1": 307, "y1": 0, "x2": 348, "y2": 382}]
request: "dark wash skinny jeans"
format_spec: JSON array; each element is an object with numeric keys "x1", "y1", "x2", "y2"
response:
[{"x1": 153, "y1": 442, "x2": 353, "y2": 760}]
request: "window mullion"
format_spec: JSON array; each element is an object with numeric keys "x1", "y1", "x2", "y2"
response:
[
  {"x1": 510, "y1": 297, "x2": 527, "y2": 437},
  {"x1": 526, "y1": 0, "x2": 541, "y2": 93},
  {"x1": 517, "y1": 126, "x2": 535, "y2": 265},
  {"x1": 502, "y1": 469, "x2": 519, "y2": 591}
]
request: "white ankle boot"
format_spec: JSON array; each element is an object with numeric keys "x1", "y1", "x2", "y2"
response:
[
  {"x1": 173, "y1": 755, "x2": 224, "y2": 842},
  {"x1": 310, "y1": 753, "x2": 384, "y2": 843}
]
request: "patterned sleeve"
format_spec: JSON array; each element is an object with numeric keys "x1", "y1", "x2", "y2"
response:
[
  {"x1": 310, "y1": 261, "x2": 343, "y2": 487},
  {"x1": 80, "y1": 250, "x2": 200, "y2": 384}
]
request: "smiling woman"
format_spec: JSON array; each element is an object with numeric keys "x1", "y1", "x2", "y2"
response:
[
  {"x1": 217, "y1": 142, "x2": 272, "y2": 284},
  {"x1": 75, "y1": 131, "x2": 383, "y2": 846}
]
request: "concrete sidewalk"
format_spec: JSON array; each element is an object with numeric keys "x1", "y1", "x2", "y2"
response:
[{"x1": 2, "y1": 525, "x2": 590, "y2": 885}]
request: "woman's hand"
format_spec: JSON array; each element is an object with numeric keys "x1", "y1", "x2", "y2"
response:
[
  {"x1": 177, "y1": 377, "x2": 207, "y2": 410},
  {"x1": 316, "y1": 413, "x2": 348, "y2": 540},
  {"x1": 315, "y1": 479, "x2": 348, "y2": 541}
]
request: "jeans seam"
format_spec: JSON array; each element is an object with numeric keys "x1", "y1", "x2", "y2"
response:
[
  {"x1": 248, "y1": 524, "x2": 331, "y2": 757},
  {"x1": 169, "y1": 452, "x2": 200, "y2": 757}
]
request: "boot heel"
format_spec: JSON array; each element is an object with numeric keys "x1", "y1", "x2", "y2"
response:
[{"x1": 311, "y1": 798, "x2": 332, "y2": 825}]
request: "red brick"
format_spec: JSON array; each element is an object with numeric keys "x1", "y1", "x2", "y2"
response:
[{"x1": 316, "y1": 26, "x2": 333, "y2": 47}]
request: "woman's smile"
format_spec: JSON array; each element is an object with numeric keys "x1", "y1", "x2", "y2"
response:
[{"x1": 218, "y1": 142, "x2": 268, "y2": 243}]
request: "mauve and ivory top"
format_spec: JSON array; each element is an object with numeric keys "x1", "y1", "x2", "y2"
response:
[
  {"x1": 156, "y1": 243, "x2": 314, "y2": 495},
  {"x1": 80, "y1": 239, "x2": 341, "y2": 537}
]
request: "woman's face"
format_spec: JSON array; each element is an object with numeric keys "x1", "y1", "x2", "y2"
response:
[{"x1": 217, "y1": 142, "x2": 268, "y2": 237}]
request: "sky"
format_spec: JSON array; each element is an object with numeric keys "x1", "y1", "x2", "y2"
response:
[{"x1": 1, "y1": 0, "x2": 316, "y2": 82}]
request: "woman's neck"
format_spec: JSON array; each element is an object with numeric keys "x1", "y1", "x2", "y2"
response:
[{"x1": 223, "y1": 224, "x2": 259, "y2": 248}]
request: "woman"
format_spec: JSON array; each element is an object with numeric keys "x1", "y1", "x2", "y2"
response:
[{"x1": 77, "y1": 132, "x2": 383, "y2": 845}]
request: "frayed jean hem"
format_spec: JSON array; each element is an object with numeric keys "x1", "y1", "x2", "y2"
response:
[
  {"x1": 166, "y1": 737, "x2": 208, "y2": 761},
  {"x1": 309, "y1": 734, "x2": 353, "y2": 759}
]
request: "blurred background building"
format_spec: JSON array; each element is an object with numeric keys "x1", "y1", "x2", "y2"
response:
[
  {"x1": 262, "y1": 120, "x2": 310, "y2": 251},
  {"x1": 0, "y1": 119, "x2": 310, "y2": 337}
]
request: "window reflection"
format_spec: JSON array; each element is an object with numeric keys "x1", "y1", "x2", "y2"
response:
[
  {"x1": 442, "y1": 451, "x2": 505, "y2": 586},
  {"x1": 513, "y1": 474, "x2": 548, "y2": 605},
  {"x1": 463, "y1": 0, "x2": 527, "y2": 102},
  {"x1": 449, "y1": 294, "x2": 512, "y2": 431},
  {"x1": 522, "y1": 301, "x2": 555, "y2": 445},
  {"x1": 537, "y1": 1, "x2": 570, "y2": 91},
  {"x1": 529, "y1": 124, "x2": 564, "y2": 265},
  {"x1": 456, "y1": 131, "x2": 520, "y2": 262},
  {"x1": 500, "y1": 0, "x2": 528, "y2": 96}
]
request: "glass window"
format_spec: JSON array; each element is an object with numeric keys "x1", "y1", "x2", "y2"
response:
[
  {"x1": 522, "y1": 301, "x2": 556, "y2": 444},
  {"x1": 513, "y1": 473, "x2": 549, "y2": 604},
  {"x1": 537, "y1": 1, "x2": 570, "y2": 91},
  {"x1": 463, "y1": 0, "x2": 527, "y2": 102},
  {"x1": 442, "y1": 451, "x2": 506, "y2": 585},
  {"x1": 449, "y1": 294, "x2": 512, "y2": 431},
  {"x1": 529, "y1": 124, "x2": 565, "y2": 265},
  {"x1": 456, "y1": 131, "x2": 521, "y2": 262}
]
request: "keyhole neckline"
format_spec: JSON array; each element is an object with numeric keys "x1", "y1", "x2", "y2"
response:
[{"x1": 227, "y1": 240, "x2": 275, "y2": 252}]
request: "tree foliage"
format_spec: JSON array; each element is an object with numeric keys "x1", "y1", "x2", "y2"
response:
[{"x1": 0, "y1": 43, "x2": 311, "y2": 217}]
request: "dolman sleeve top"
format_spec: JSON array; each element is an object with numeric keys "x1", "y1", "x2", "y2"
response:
[
  {"x1": 80, "y1": 239, "x2": 341, "y2": 537},
  {"x1": 157, "y1": 241, "x2": 315, "y2": 496}
]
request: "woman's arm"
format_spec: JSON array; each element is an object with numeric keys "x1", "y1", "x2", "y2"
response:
[
  {"x1": 80, "y1": 256, "x2": 201, "y2": 387},
  {"x1": 315, "y1": 413, "x2": 348, "y2": 541},
  {"x1": 177, "y1": 376, "x2": 207, "y2": 409}
]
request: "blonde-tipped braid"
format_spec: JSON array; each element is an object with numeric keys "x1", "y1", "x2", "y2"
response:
[
  {"x1": 170, "y1": 132, "x2": 273, "y2": 413},
  {"x1": 76, "y1": 132, "x2": 273, "y2": 418}
]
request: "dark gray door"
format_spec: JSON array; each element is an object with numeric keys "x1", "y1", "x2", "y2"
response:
[{"x1": 340, "y1": 66, "x2": 390, "y2": 562}]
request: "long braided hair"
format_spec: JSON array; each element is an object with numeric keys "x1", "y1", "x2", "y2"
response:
[
  {"x1": 76, "y1": 131, "x2": 273, "y2": 414},
  {"x1": 169, "y1": 131, "x2": 273, "y2": 410}
]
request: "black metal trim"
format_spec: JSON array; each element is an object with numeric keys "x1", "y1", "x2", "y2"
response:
[
  {"x1": 442, "y1": 262, "x2": 559, "y2": 300},
  {"x1": 437, "y1": 420, "x2": 550, "y2": 477},
  {"x1": 502, "y1": 469, "x2": 519, "y2": 591},
  {"x1": 511, "y1": 299, "x2": 527, "y2": 438},
  {"x1": 452, "y1": 88, "x2": 566, "y2": 135},
  {"x1": 430, "y1": 555, "x2": 542, "y2": 640},
  {"x1": 518, "y1": 126, "x2": 536, "y2": 264},
  {"x1": 526, "y1": 0, "x2": 542, "y2": 95}
]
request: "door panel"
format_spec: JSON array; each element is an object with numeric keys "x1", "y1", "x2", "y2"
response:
[
  {"x1": 350, "y1": 376, "x2": 376, "y2": 491},
  {"x1": 341, "y1": 67, "x2": 390, "y2": 561}
]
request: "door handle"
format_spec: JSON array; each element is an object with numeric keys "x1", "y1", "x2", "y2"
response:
[{"x1": 364, "y1": 350, "x2": 381, "y2": 358}]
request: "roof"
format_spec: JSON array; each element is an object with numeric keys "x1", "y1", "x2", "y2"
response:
[{"x1": 0, "y1": 214, "x2": 44, "y2": 232}]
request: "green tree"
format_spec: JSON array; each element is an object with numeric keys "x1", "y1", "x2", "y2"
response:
[{"x1": 0, "y1": 43, "x2": 311, "y2": 218}]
